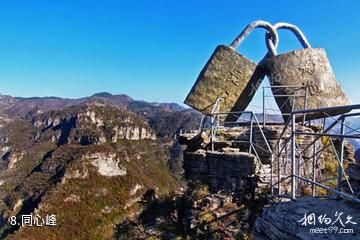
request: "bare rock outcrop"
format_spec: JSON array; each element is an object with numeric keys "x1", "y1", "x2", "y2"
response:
[
  {"x1": 254, "y1": 197, "x2": 360, "y2": 240},
  {"x1": 87, "y1": 152, "x2": 127, "y2": 177},
  {"x1": 31, "y1": 104, "x2": 156, "y2": 145}
]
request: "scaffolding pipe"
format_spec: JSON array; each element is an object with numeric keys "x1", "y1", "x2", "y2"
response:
[
  {"x1": 291, "y1": 114, "x2": 296, "y2": 200},
  {"x1": 312, "y1": 140, "x2": 317, "y2": 196},
  {"x1": 337, "y1": 119, "x2": 345, "y2": 193},
  {"x1": 295, "y1": 175, "x2": 360, "y2": 204}
]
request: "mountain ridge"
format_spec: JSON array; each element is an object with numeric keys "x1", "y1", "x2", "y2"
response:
[
  {"x1": 0, "y1": 92, "x2": 185, "y2": 118},
  {"x1": 0, "y1": 92, "x2": 201, "y2": 138}
]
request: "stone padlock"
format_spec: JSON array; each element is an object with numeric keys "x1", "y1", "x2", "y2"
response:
[
  {"x1": 265, "y1": 22, "x2": 351, "y2": 121},
  {"x1": 184, "y1": 20, "x2": 279, "y2": 115}
]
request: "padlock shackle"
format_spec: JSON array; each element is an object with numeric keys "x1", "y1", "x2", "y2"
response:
[
  {"x1": 266, "y1": 22, "x2": 311, "y2": 56},
  {"x1": 229, "y1": 20, "x2": 279, "y2": 56}
]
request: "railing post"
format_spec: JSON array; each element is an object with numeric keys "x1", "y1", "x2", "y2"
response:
[
  {"x1": 277, "y1": 140, "x2": 281, "y2": 196},
  {"x1": 291, "y1": 113, "x2": 296, "y2": 200},
  {"x1": 337, "y1": 116, "x2": 345, "y2": 193},
  {"x1": 285, "y1": 141, "x2": 288, "y2": 176},
  {"x1": 302, "y1": 85, "x2": 308, "y2": 125},
  {"x1": 298, "y1": 152, "x2": 302, "y2": 195},
  {"x1": 263, "y1": 87, "x2": 266, "y2": 128},
  {"x1": 209, "y1": 97, "x2": 222, "y2": 152},
  {"x1": 211, "y1": 115, "x2": 214, "y2": 151},
  {"x1": 198, "y1": 115, "x2": 205, "y2": 133},
  {"x1": 249, "y1": 113, "x2": 253, "y2": 155},
  {"x1": 312, "y1": 140, "x2": 316, "y2": 196}
]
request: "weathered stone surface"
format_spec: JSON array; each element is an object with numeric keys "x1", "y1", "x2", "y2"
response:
[
  {"x1": 7, "y1": 151, "x2": 25, "y2": 169},
  {"x1": 266, "y1": 48, "x2": 351, "y2": 121},
  {"x1": 87, "y1": 152, "x2": 127, "y2": 177},
  {"x1": 254, "y1": 197, "x2": 360, "y2": 240},
  {"x1": 184, "y1": 45, "x2": 262, "y2": 114},
  {"x1": 184, "y1": 149, "x2": 270, "y2": 198},
  {"x1": 178, "y1": 131, "x2": 209, "y2": 150},
  {"x1": 186, "y1": 192, "x2": 251, "y2": 239},
  {"x1": 32, "y1": 105, "x2": 157, "y2": 145}
]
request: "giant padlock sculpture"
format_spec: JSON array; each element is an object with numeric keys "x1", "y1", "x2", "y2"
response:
[
  {"x1": 265, "y1": 22, "x2": 351, "y2": 121},
  {"x1": 184, "y1": 20, "x2": 278, "y2": 115}
]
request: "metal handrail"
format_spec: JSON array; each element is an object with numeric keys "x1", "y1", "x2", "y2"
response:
[
  {"x1": 273, "y1": 105, "x2": 360, "y2": 204},
  {"x1": 328, "y1": 138, "x2": 354, "y2": 195},
  {"x1": 262, "y1": 85, "x2": 308, "y2": 127},
  {"x1": 208, "y1": 110, "x2": 273, "y2": 167},
  {"x1": 292, "y1": 104, "x2": 360, "y2": 114},
  {"x1": 252, "y1": 113, "x2": 273, "y2": 155},
  {"x1": 201, "y1": 96, "x2": 360, "y2": 204}
]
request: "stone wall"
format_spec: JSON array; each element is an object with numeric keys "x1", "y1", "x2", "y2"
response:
[
  {"x1": 254, "y1": 197, "x2": 360, "y2": 240},
  {"x1": 183, "y1": 149, "x2": 269, "y2": 199}
]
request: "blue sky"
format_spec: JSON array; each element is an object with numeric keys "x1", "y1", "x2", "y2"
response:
[{"x1": 0, "y1": 0, "x2": 360, "y2": 110}]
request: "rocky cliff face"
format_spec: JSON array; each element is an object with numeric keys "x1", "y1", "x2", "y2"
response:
[
  {"x1": 0, "y1": 103, "x2": 179, "y2": 239},
  {"x1": 31, "y1": 104, "x2": 156, "y2": 145},
  {"x1": 254, "y1": 197, "x2": 360, "y2": 240}
]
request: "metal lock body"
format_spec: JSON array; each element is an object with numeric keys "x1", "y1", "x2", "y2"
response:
[
  {"x1": 265, "y1": 23, "x2": 351, "y2": 121},
  {"x1": 185, "y1": 20, "x2": 279, "y2": 115}
]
